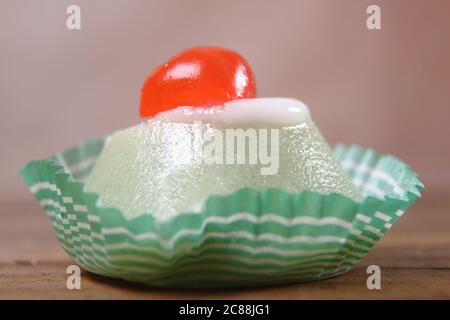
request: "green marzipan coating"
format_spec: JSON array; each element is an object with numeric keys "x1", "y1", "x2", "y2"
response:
[{"x1": 84, "y1": 120, "x2": 363, "y2": 220}]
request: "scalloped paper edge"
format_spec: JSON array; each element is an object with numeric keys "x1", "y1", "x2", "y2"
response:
[{"x1": 20, "y1": 138, "x2": 423, "y2": 288}]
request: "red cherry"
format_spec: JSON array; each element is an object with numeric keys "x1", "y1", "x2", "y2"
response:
[{"x1": 140, "y1": 46, "x2": 256, "y2": 118}]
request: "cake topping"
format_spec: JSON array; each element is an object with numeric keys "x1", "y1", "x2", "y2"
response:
[
  {"x1": 153, "y1": 98, "x2": 311, "y2": 126},
  {"x1": 140, "y1": 46, "x2": 256, "y2": 118}
]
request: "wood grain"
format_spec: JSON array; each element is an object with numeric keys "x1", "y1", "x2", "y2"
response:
[{"x1": 1, "y1": 197, "x2": 449, "y2": 299}]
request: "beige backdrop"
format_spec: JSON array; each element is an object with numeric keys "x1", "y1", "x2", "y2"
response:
[{"x1": 1, "y1": 0, "x2": 449, "y2": 203}]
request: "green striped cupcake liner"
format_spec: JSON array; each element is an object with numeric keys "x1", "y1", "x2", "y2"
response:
[{"x1": 20, "y1": 138, "x2": 423, "y2": 288}]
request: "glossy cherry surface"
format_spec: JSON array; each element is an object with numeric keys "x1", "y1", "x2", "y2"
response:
[{"x1": 140, "y1": 46, "x2": 256, "y2": 118}]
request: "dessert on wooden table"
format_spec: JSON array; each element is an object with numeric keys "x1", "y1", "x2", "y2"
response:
[{"x1": 21, "y1": 46, "x2": 423, "y2": 288}]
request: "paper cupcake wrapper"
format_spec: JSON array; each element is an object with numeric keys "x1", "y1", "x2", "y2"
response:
[{"x1": 20, "y1": 138, "x2": 423, "y2": 288}]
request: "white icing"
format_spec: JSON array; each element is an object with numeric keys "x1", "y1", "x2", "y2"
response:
[{"x1": 152, "y1": 97, "x2": 310, "y2": 126}]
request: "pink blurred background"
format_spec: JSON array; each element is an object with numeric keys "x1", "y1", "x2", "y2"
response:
[{"x1": 1, "y1": 0, "x2": 449, "y2": 203}]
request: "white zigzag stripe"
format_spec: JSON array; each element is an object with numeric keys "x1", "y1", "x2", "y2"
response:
[
  {"x1": 62, "y1": 240, "x2": 365, "y2": 276},
  {"x1": 102, "y1": 226, "x2": 347, "y2": 248},
  {"x1": 105, "y1": 253, "x2": 360, "y2": 269},
  {"x1": 104, "y1": 241, "x2": 365, "y2": 258},
  {"x1": 68, "y1": 156, "x2": 97, "y2": 174},
  {"x1": 64, "y1": 248, "x2": 359, "y2": 277},
  {"x1": 340, "y1": 160, "x2": 405, "y2": 197},
  {"x1": 40, "y1": 198, "x2": 374, "y2": 255},
  {"x1": 31, "y1": 182, "x2": 62, "y2": 195}
]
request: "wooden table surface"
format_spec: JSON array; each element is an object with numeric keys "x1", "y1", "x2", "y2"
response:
[{"x1": 1, "y1": 196, "x2": 449, "y2": 299}]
